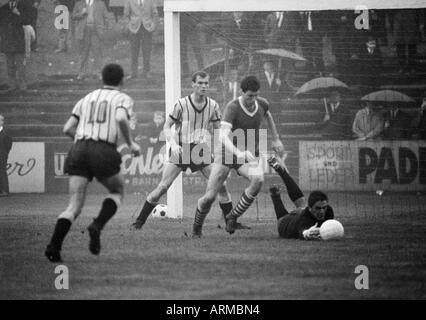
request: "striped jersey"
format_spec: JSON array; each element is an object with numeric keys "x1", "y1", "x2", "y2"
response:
[
  {"x1": 169, "y1": 95, "x2": 221, "y2": 144},
  {"x1": 71, "y1": 87, "x2": 134, "y2": 145}
]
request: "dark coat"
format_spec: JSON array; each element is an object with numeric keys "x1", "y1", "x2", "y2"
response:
[
  {"x1": 0, "y1": 129, "x2": 13, "y2": 162},
  {"x1": 220, "y1": 12, "x2": 257, "y2": 54},
  {"x1": 417, "y1": 111, "x2": 426, "y2": 140},
  {"x1": 263, "y1": 12, "x2": 296, "y2": 49},
  {"x1": 383, "y1": 109, "x2": 414, "y2": 139},
  {"x1": 258, "y1": 70, "x2": 282, "y2": 95},
  {"x1": 321, "y1": 103, "x2": 353, "y2": 139},
  {"x1": 0, "y1": 1, "x2": 31, "y2": 54},
  {"x1": 356, "y1": 46, "x2": 383, "y2": 87}
]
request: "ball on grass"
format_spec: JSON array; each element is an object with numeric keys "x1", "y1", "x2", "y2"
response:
[
  {"x1": 320, "y1": 219, "x2": 344, "y2": 240},
  {"x1": 151, "y1": 204, "x2": 168, "y2": 218}
]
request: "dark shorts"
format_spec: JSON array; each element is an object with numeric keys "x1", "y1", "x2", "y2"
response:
[
  {"x1": 64, "y1": 140, "x2": 122, "y2": 181},
  {"x1": 213, "y1": 146, "x2": 259, "y2": 172},
  {"x1": 168, "y1": 143, "x2": 213, "y2": 173}
]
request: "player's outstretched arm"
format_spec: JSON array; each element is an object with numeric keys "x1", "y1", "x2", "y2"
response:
[
  {"x1": 63, "y1": 116, "x2": 79, "y2": 140},
  {"x1": 117, "y1": 108, "x2": 140, "y2": 157},
  {"x1": 219, "y1": 122, "x2": 255, "y2": 162},
  {"x1": 265, "y1": 111, "x2": 284, "y2": 158}
]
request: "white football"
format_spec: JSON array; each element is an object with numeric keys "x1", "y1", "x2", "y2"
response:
[
  {"x1": 151, "y1": 204, "x2": 168, "y2": 218},
  {"x1": 320, "y1": 219, "x2": 344, "y2": 240}
]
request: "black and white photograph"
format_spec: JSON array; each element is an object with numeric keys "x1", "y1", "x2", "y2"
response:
[{"x1": 0, "y1": 0, "x2": 425, "y2": 307}]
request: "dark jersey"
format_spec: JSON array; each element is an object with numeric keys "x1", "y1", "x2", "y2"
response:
[
  {"x1": 278, "y1": 206, "x2": 334, "y2": 239},
  {"x1": 221, "y1": 96, "x2": 269, "y2": 157}
]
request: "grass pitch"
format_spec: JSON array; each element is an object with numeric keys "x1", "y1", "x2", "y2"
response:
[{"x1": 1, "y1": 192, "x2": 425, "y2": 300}]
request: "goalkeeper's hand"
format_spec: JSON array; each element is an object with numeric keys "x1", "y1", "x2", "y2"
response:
[{"x1": 302, "y1": 223, "x2": 321, "y2": 240}]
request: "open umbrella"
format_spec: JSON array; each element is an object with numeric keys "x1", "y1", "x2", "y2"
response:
[
  {"x1": 295, "y1": 77, "x2": 349, "y2": 99},
  {"x1": 295, "y1": 77, "x2": 350, "y2": 117},
  {"x1": 361, "y1": 90, "x2": 415, "y2": 103},
  {"x1": 255, "y1": 48, "x2": 306, "y2": 62}
]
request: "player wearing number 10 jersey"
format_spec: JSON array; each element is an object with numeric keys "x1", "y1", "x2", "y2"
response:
[{"x1": 45, "y1": 64, "x2": 141, "y2": 263}]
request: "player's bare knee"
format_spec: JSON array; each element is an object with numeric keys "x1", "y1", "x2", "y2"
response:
[
  {"x1": 251, "y1": 175, "x2": 264, "y2": 191},
  {"x1": 200, "y1": 191, "x2": 217, "y2": 208},
  {"x1": 156, "y1": 182, "x2": 170, "y2": 197}
]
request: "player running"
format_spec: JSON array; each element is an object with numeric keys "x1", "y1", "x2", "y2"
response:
[
  {"x1": 267, "y1": 156, "x2": 334, "y2": 240},
  {"x1": 131, "y1": 71, "x2": 249, "y2": 231},
  {"x1": 45, "y1": 64, "x2": 141, "y2": 262},
  {"x1": 192, "y1": 75, "x2": 285, "y2": 237}
]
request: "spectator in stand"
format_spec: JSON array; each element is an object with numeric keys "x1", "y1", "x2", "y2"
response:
[
  {"x1": 263, "y1": 11, "x2": 297, "y2": 90},
  {"x1": 226, "y1": 68, "x2": 240, "y2": 101},
  {"x1": 147, "y1": 111, "x2": 165, "y2": 146},
  {"x1": 352, "y1": 36, "x2": 383, "y2": 90},
  {"x1": 352, "y1": 101, "x2": 385, "y2": 140},
  {"x1": 393, "y1": 9, "x2": 425, "y2": 74},
  {"x1": 0, "y1": 114, "x2": 12, "y2": 197},
  {"x1": 263, "y1": 11, "x2": 296, "y2": 51},
  {"x1": 258, "y1": 60, "x2": 282, "y2": 114},
  {"x1": 412, "y1": 94, "x2": 426, "y2": 140},
  {"x1": 220, "y1": 12, "x2": 257, "y2": 73},
  {"x1": 321, "y1": 91, "x2": 353, "y2": 140},
  {"x1": 331, "y1": 10, "x2": 357, "y2": 79},
  {"x1": 73, "y1": 0, "x2": 110, "y2": 80},
  {"x1": 0, "y1": 0, "x2": 31, "y2": 91},
  {"x1": 180, "y1": 12, "x2": 204, "y2": 78},
  {"x1": 55, "y1": 0, "x2": 76, "y2": 53},
  {"x1": 124, "y1": 0, "x2": 159, "y2": 80},
  {"x1": 27, "y1": 0, "x2": 40, "y2": 51},
  {"x1": 382, "y1": 105, "x2": 414, "y2": 140},
  {"x1": 293, "y1": 11, "x2": 327, "y2": 75}
]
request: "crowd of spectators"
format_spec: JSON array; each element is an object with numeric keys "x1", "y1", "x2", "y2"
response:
[{"x1": 1, "y1": 4, "x2": 425, "y2": 89}]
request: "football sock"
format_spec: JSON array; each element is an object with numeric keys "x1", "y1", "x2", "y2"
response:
[
  {"x1": 219, "y1": 201, "x2": 233, "y2": 220},
  {"x1": 270, "y1": 193, "x2": 289, "y2": 220},
  {"x1": 194, "y1": 206, "x2": 209, "y2": 227},
  {"x1": 135, "y1": 200, "x2": 156, "y2": 226},
  {"x1": 276, "y1": 167, "x2": 304, "y2": 202},
  {"x1": 229, "y1": 191, "x2": 255, "y2": 219},
  {"x1": 49, "y1": 218, "x2": 72, "y2": 250},
  {"x1": 93, "y1": 198, "x2": 118, "y2": 230}
]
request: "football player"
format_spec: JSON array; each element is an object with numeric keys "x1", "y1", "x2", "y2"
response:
[
  {"x1": 192, "y1": 75, "x2": 285, "y2": 236},
  {"x1": 45, "y1": 63, "x2": 141, "y2": 262},
  {"x1": 131, "y1": 71, "x2": 249, "y2": 231},
  {"x1": 267, "y1": 156, "x2": 334, "y2": 240}
]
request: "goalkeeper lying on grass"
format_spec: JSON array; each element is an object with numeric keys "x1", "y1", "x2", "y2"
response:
[{"x1": 267, "y1": 156, "x2": 334, "y2": 240}]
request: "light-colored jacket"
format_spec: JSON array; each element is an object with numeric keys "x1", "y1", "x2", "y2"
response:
[
  {"x1": 352, "y1": 107, "x2": 384, "y2": 139},
  {"x1": 124, "y1": 0, "x2": 158, "y2": 34},
  {"x1": 72, "y1": 0, "x2": 110, "y2": 41}
]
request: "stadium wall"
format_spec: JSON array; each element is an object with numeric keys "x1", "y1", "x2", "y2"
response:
[
  {"x1": 6, "y1": 140, "x2": 426, "y2": 193},
  {"x1": 300, "y1": 140, "x2": 426, "y2": 191}
]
